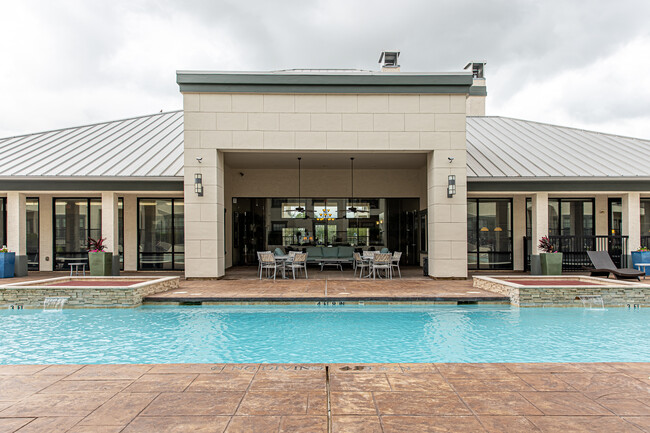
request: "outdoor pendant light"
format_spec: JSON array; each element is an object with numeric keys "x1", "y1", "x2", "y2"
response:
[
  {"x1": 194, "y1": 173, "x2": 203, "y2": 196},
  {"x1": 295, "y1": 157, "x2": 305, "y2": 213},
  {"x1": 348, "y1": 157, "x2": 358, "y2": 213}
]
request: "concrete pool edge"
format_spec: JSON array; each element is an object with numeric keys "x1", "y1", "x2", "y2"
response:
[{"x1": 474, "y1": 275, "x2": 650, "y2": 307}]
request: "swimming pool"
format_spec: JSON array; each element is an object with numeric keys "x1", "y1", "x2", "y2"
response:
[{"x1": 1, "y1": 305, "x2": 648, "y2": 364}]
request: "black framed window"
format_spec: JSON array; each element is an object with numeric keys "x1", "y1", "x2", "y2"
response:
[
  {"x1": 548, "y1": 198, "x2": 594, "y2": 236},
  {"x1": 118, "y1": 198, "x2": 124, "y2": 270},
  {"x1": 0, "y1": 198, "x2": 5, "y2": 247},
  {"x1": 468, "y1": 198, "x2": 513, "y2": 270},
  {"x1": 137, "y1": 198, "x2": 184, "y2": 270},
  {"x1": 26, "y1": 198, "x2": 39, "y2": 271},
  {"x1": 53, "y1": 198, "x2": 101, "y2": 271},
  {"x1": 526, "y1": 198, "x2": 595, "y2": 237},
  {"x1": 608, "y1": 198, "x2": 622, "y2": 236}
]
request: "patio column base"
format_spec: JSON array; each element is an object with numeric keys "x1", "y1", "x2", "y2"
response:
[{"x1": 530, "y1": 254, "x2": 541, "y2": 275}]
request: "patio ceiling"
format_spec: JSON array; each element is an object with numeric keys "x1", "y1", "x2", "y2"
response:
[{"x1": 224, "y1": 151, "x2": 427, "y2": 169}]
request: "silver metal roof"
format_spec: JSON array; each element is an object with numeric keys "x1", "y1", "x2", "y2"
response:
[
  {"x1": 467, "y1": 116, "x2": 650, "y2": 179},
  {"x1": 1, "y1": 111, "x2": 649, "y2": 181},
  {"x1": 0, "y1": 111, "x2": 183, "y2": 179}
]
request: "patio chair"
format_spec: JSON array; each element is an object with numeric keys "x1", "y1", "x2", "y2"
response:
[
  {"x1": 391, "y1": 251, "x2": 402, "y2": 278},
  {"x1": 585, "y1": 251, "x2": 644, "y2": 280},
  {"x1": 257, "y1": 251, "x2": 271, "y2": 279},
  {"x1": 353, "y1": 252, "x2": 370, "y2": 278},
  {"x1": 286, "y1": 252, "x2": 308, "y2": 279},
  {"x1": 259, "y1": 251, "x2": 278, "y2": 280},
  {"x1": 373, "y1": 253, "x2": 392, "y2": 279}
]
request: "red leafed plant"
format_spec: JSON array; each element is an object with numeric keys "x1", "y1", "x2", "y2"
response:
[
  {"x1": 88, "y1": 237, "x2": 107, "y2": 252},
  {"x1": 538, "y1": 236, "x2": 557, "y2": 253}
]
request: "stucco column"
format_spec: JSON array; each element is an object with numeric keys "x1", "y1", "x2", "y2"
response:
[
  {"x1": 101, "y1": 192, "x2": 120, "y2": 275},
  {"x1": 6, "y1": 192, "x2": 28, "y2": 276},
  {"x1": 530, "y1": 192, "x2": 549, "y2": 275},
  {"x1": 123, "y1": 195, "x2": 138, "y2": 271},
  {"x1": 512, "y1": 195, "x2": 526, "y2": 271},
  {"x1": 184, "y1": 147, "x2": 223, "y2": 278},
  {"x1": 622, "y1": 192, "x2": 640, "y2": 265},
  {"x1": 426, "y1": 150, "x2": 467, "y2": 278},
  {"x1": 39, "y1": 195, "x2": 53, "y2": 271}
]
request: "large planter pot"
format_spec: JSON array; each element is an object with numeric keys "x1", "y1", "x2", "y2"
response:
[
  {"x1": 631, "y1": 251, "x2": 650, "y2": 275},
  {"x1": 0, "y1": 252, "x2": 16, "y2": 278},
  {"x1": 540, "y1": 252, "x2": 563, "y2": 275},
  {"x1": 89, "y1": 252, "x2": 112, "y2": 276}
]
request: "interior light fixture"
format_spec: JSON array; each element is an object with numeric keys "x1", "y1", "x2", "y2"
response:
[
  {"x1": 494, "y1": 227, "x2": 503, "y2": 232},
  {"x1": 447, "y1": 175, "x2": 456, "y2": 198},
  {"x1": 194, "y1": 173, "x2": 203, "y2": 197},
  {"x1": 480, "y1": 227, "x2": 489, "y2": 232}
]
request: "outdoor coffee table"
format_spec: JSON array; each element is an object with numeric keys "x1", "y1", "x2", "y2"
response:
[
  {"x1": 634, "y1": 262, "x2": 650, "y2": 279},
  {"x1": 318, "y1": 258, "x2": 346, "y2": 271},
  {"x1": 69, "y1": 262, "x2": 86, "y2": 276}
]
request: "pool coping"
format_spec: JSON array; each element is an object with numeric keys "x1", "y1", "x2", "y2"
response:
[{"x1": 1, "y1": 275, "x2": 180, "y2": 290}]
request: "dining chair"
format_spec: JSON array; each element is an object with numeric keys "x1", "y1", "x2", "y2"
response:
[
  {"x1": 372, "y1": 253, "x2": 392, "y2": 279},
  {"x1": 391, "y1": 251, "x2": 402, "y2": 278}
]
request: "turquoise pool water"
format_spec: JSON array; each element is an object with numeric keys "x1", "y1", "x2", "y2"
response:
[{"x1": 1, "y1": 305, "x2": 649, "y2": 364}]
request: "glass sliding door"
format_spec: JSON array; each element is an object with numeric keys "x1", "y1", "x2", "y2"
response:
[
  {"x1": 118, "y1": 198, "x2": 124, "y2": 270},
  {"x1": 641, "y1": 199, "x2": 650, "y2": 247},
  {"x1": 138, "y1": 198, "x2": 184, "y2": 270},
  {"x1": 0, "y1": 198, "x2": 5, "y2": 247},
  {"x1": 26, "y1": 198, "x2": 39, "y2": 270},
  {"x1": 467, "y1": 198, "x2": 513, "y2": 270},
  {"x1": 53, "y1": 198, "x2": 101, "y2": 271}
]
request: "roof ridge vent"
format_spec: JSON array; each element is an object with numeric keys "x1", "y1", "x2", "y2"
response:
[{"x1": 379, "y1": 50, "x2": 400, "y2": 72}]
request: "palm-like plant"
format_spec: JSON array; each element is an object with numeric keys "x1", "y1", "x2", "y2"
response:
[
  {"x1": 538, "y1": 236, "x2": 556, "y2": 253},
  {"x1": 88, "y1": 237, "x2": 107, "y2": 252}
]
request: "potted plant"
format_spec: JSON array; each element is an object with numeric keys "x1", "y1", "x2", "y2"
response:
[
  {"x1": 0, "y1": 246, "x2": 15, "y2": 278},
  {"x1": 631, "y1": 246, "x2": 650, "y2": 276},
  {"x1": 88, "y1": 237, "x2": 112, "y2": 276},
  {"x1": 539, "y1": 236, "x2": 562, "y2": 275}
]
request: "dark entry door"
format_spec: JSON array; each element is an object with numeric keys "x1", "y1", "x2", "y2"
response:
[
  {"x1": 387, "y1": 199, "x2": 419, "y2": 266},
  {"x1": 232, "y1": 198, "x2": 265, "y2": 266}
]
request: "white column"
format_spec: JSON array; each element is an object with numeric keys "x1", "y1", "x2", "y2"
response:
[
  {"x1": 594, "y1": 194, "x2": 609, "y2": 236},
  {"x1": 6, "y1": 192, "x2": 28, "y2": 276},
  {"x1": 39, "y1": 195, "x2": 53, "y2": 271},
  {"x1": 530, "y1": 192, "x2": 548, "y2": 274},
  {"x1": 512, "y1": 195, "x2": 526, "y2": 271},
  {"x1": 426, "y1": 150, "x2": 467, "y2": 278},
  {"x1": 124, "y1": 195, "x2": 138, "y2": 271},
  {"x1": 184, "y1": 147, "x2": 223, "y2": 278},
  {"x1": 101, "y1": 192, "x2": 120, "y2": 275},
  {"x1": 622, "y1": 192, "x2": 641, "y2": 257}
]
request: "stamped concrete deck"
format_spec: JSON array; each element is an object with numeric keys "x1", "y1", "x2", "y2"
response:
[
  {"x1": 0, "y1": 363, "x2": 649, "y2": 432},
  {"x1": 145, "y1": 278, "x2": 507, "y2": 304}
]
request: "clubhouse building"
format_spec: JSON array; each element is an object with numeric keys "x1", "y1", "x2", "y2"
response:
[{"x1": 2, "y1": 53, "x2": 650, "y2": 278}]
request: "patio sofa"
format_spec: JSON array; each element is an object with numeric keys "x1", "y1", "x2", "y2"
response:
[{"x1": 305, "y1": 246, "x2": 355, "y2": 265}]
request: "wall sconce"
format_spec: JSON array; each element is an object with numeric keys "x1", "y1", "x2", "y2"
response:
[
  {"x1": 447, "y1": 175, "x2": 456, "y2": 198},
  {"x1": 194, "y1": 173, "x2": 203, "y2": 197}
]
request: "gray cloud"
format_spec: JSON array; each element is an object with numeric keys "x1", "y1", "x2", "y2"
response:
[{"x1": 1, "y1": 0, "x2": 649, "y2": 138}]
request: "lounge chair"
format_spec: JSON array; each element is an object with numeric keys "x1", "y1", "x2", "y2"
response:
[{"x1": 585, "y1": 251, "x2": 644, "y2": 280}]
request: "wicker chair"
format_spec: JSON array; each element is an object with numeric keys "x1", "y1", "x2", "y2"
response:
[
  {"x1": 286, "y1": 252, "x2": 308, "y2": 279},
  {"x1": 257, "y1": 251, "x2": 271, "y2": 279},
  {"x1": 259, "y1": 251, "x2": 278, "y2": 280},
  {"x1": 353, "y1": 252, "x2": 370, "y2": 278},
  {"x1": 372, "y1": 253, "x2": 392, "y2": 279}
]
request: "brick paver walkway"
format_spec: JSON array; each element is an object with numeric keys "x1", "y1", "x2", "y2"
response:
[{"x1": 1, "y1": 363, "x2": 649, "y2": 432}]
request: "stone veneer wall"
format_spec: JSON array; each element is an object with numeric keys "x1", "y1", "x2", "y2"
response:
[
  {"x1": 473, "y1": 278, "x2": 650, "y2": 307},
  {"x1": 0, "y1": 278, "x2": 179, "y2": 308}
]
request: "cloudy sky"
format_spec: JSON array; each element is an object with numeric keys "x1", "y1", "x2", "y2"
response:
[{"x1": 1, "y1": 0, "x2": 649, "y2": 139}]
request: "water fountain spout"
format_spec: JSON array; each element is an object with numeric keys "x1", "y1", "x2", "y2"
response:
[
  {"x1": 43, "y1": 297, "x2": 69, "y2": 311},
  {"x1": 576, "y1": 295, "x2": 605, "y2": 310}
]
